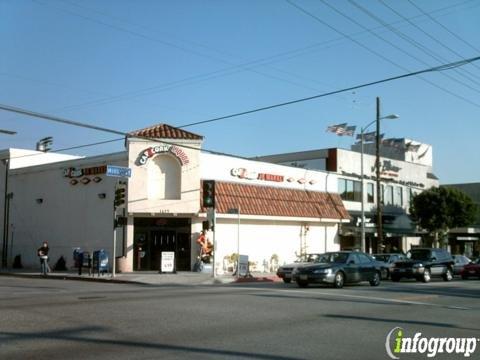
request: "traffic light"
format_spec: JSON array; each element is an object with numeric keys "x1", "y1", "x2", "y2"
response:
[
  {"x1": 114, "y1": 187, "x2": 126, "y2": 208},
  {"x1": 203, "y1": 180, "x2": 215, "y2": 208}
]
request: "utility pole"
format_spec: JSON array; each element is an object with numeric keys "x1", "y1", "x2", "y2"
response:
[
  {"x1": 375, "y1": 97, "x2": 383, "y2": 252},
  {"x1": 2, "y1": 158, "x2": 10, "y2": 268}
]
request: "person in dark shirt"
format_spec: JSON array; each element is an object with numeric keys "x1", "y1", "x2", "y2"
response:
[{"x1": 37, "y1": 241, "x2": 49, "y2": 276}]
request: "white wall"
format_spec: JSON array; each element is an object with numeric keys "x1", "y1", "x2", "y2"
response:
[
  {"x1": 336, "y1": 149, "x2": 439, "y2": 214},
  {"x1": 127, "y1": 139, "x2": 202, "y2": 214},
  {"x1": 8, "y1": 153, "x2": 126, "y2": 269},
  {"x1": 201, "y1": 152, "x2": 337, "y2": 193},
  {"x1": 208, "y1": 217, "x2": 340, "y2": 271}
]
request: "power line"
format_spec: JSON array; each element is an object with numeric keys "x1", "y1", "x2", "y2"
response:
[
  {"x1": 286, "y1": 0, "x2": 480, "y2": 108},
  {"x1": 406, "y1": 0, "x2": 480, "y2": 66},
  {"x1": 0, "y1": 103, "x2": 252, "y2": 161},
  {"x1": 376, "y1": 0, "x2": 480, "y2": 85},
  {"x1": 344, "y1": 0, "x2": 480, "y2": 92},
  {"x1": 20, "y1": 0, "x2": 476, "y2": 113},
  {"x1": 178, "y1": 55, "x2": 480, "y2": 128},
  {"x1": 1, "y1": 57, "x2": 479, "y2": 140}
]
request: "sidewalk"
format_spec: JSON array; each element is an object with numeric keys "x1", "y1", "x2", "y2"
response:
[{"x1": 0, "y1": 269, "x2": 281, "y2": 286}]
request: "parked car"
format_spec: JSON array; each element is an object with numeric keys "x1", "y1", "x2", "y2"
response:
[
  {"x1": 452, "y1": 255, "x2": 471, "y2": 275},
  {"x1": 460, "y1": 258, "x2": 480, "y2": 279},
  {"x1": 291, "y1": 251, "x2": 382, "y2": 288},
  {"x1": 390, "y1": 248, "x2": 454, "y2": 283},
  {"x1": 276, "y1": 253, "x2": 323, "y2": 283},
  {"x1": 373, "y1": 253, "x2": 407, "y2": 279}
]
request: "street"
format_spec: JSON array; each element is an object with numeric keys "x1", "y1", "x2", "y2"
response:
[{"x1": 0, "y1": 277, "x2": 479, "y2": 360}]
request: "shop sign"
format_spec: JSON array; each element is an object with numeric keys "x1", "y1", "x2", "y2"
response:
[
  {"x1": 64, "y1": 165, "x2": 107, "y2": 178},
  {"x1": 138, "y1": 145, "x2": 189, "y2": 166},
  {"x1": 231, "y1": 168, "x2": 284, "y2": 183},
  {"x1": 160, "y1": 251, "x2": 175, "y2": 273}
]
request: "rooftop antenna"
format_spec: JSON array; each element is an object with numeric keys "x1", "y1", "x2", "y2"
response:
[{"x1": 36, "y1": 137, "x2": 53, "y2": 152}]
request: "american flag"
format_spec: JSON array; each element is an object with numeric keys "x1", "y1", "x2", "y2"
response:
[
  {"x1": 326, "y1": 123, "x2": 348, "y2": 135},
  {"x1": 340, "y1": 125, "x2": 356, "y2": 137},
  {"x1": 356, "y1": 131, "x2": 383, "y2": 142}
]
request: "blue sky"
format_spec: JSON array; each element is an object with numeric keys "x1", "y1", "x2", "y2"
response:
[{"x1": 1, "y1": 0, "x2": 479, "y2": 184}]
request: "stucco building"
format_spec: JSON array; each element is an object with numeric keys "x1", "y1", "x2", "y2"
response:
[{"x1": 0, "y1": 124, "x2": 350, "y2": 273}]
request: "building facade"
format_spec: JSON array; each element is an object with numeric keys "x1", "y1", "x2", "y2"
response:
[
  {"x1": 256, "y1": 139, "x2": 439, "y2": 254},
  {"x1": 1, "y1": 124, "x2": 350, "y2": 272}
]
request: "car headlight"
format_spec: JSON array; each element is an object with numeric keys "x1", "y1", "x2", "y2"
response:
[
  {"x1": 413, "y1": 263, "x2": 424, "y2": 268},
  {"x1": 313, "y1": 268, "x2": 332, "y2": 274}
]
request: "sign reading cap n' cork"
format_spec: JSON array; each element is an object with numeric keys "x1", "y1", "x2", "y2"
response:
[{"x1": 137, "y1": 145, "x2": 189, "y2": 166}]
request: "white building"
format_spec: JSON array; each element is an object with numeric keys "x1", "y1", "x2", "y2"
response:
[
  {"x1": 0, "y1": 124, "x2": 350, "y2": 272},
  {"x1": 0, "y1": 148, "x2": 82, "y2": 268},
  {"x1": 255, "y1": 139, "x2": 439, "y2": 253}
]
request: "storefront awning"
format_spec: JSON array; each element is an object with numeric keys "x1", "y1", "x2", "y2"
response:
[
  {"x1": 203, "y1": 181, "x2": 350, "y2": 221},
  {"x1": 340, "y1": 213, "x2": 419, "y2": 236}
]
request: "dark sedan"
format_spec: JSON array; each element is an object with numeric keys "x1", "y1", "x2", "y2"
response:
[
  {"x1": 291, "y1": 251, "x2": 382, "y2": 288},
  {"x1": 460, "y1": 258, "x2": 480, "y2": 279},
  {"x1": 373, "y1": 253, "x2": 406, "y2": 279},
  {"x1": 276, "y1": 253, "x2": 323, "y2": 283}
]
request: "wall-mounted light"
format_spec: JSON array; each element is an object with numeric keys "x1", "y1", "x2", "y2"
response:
[
  {"x1": 36, "y1": 198, "x2": 43, "y2": 204},
  {"x1": 98, "y1": 193, "x2": 106, "y2": 199}
]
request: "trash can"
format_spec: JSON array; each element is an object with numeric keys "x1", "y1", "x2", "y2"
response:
[{"x1": 93, "y1": 250, "x2": 109, "y2": 276}]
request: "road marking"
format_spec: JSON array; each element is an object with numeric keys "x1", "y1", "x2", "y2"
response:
[{"x1": 236, "y1": 287, "x2": 472, "y2": 310}]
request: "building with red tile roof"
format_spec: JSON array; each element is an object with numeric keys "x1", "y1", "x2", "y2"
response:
[{"x1": 2, "y1": 123, "x2": 350, "y2": 275}]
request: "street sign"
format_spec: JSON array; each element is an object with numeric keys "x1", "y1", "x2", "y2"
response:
[{"x1": 107, "y1": 165, "x2": 132, "y2": 178}]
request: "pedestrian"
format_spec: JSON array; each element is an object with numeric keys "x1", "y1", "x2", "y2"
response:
[{"x1": 37, "y1": 241, "x2": 49, "y2": 276}]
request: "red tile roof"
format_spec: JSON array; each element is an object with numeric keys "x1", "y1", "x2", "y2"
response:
[
  {"x1": 202, "y1": 181, "x2": 350, "y2": 220},
  {"x1": 130, "y1": 124, "x2": 203, "y2": 140}
]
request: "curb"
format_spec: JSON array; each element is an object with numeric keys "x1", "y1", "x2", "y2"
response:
[
  {"x1": 0, "y1": 272, "x2": 143, "y2": 285},
  {"x1": 233, "y1": 275, "x2": 281, "y2": 283}
]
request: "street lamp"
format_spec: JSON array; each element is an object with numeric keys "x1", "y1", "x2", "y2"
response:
[{"x1": 360, "y1": 98, "x2": 398, "y2": 253}]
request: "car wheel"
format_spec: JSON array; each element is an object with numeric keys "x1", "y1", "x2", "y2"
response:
[
  {"x1": 369, "y1": 271, "x2": 381, "y2": 286},
  {"x1": 422, "y1": 268, "x2": 431, "y2": 283},
  {"x1": 283, "y1": 278, "x2": 292, "y2": 284},
  {"x1": 391, "y1": 275, "x2": 400, "y2": 282},
  {"x1": 296, "y1": 280, "x2": 308, "y2": 288},
  {"x1": 461, "y1": 275, "x2": 468, "y2": 280},
  {"x1": 333, "y1": 271, "x2": 345, "y2": 288},
  {"x1": 443, "y1": 268, "x2": 453, "y2": 282},
  {"x1": 385, "y1": 268, "x2": 390, "y2": 280}
]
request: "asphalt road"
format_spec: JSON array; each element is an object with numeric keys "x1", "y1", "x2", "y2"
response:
[{"x1": 0, "y1": 277, "x2": 479, "y2": 360}]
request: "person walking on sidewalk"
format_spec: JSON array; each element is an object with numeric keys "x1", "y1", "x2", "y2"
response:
[{"x1": 37, "y1": 241, "x2": 49, "y2": 276}]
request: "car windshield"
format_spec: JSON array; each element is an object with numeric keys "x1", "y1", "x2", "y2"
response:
[
  {"x1": 317, "y1": 253, "x2": 349, "y2": 264},
  {"x1": 306, "y1": 254, "x2": 322, "y2": 262},
  {"x1": 408, "y1": 250, "x2": 431, "y2": 261},
  {"x1": 374, "y1": 255, "x2": 389, "y2": 262}
]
